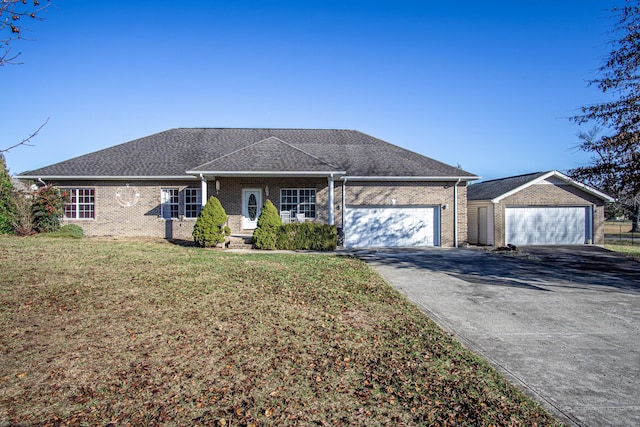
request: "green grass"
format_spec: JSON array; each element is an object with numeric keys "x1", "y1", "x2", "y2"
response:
[
  {"x1": 606, "y1": 241, "x2": 640, "y2": 260},
  {"x1": 0, "y1": 236, "x2": 560, "y2": 426}
]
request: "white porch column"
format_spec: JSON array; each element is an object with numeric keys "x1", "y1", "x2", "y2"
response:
[
  {"x1": 328, "y1": 174, "x2": 335, "y2": 225},
  {"x1": 200, "y1": 174, "x2": 208, "y2": 206}
]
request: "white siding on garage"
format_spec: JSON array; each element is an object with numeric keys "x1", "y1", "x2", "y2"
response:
[
  {"x1": 344, "y1": 206, "x2": 439, "y2": 248},
  {"x1": 505, "y1": 206, "x2": 592, "y2": 246}
]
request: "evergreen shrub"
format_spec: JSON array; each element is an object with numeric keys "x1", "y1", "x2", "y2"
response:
[
  {"x1": 252, "y1": 200, "x2": 281, "y2": 250},
  {"x1": 192, "y1": 196, "x2": 230, "y2": 247},
  {"x1": 276, "y1": 223, "x2": 337, "y2": 251}
]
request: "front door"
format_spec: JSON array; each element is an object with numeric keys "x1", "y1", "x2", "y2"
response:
[{"x1": 242, "y1": 189, "x2": 262, "y2": 230}]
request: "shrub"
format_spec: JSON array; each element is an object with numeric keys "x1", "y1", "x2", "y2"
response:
[
  {"x1": 251, "y1": 200, "x2": 281, "y2": 250},
  {"x1": 10, "y1": 189, "x2": 34, "y2": 236},
  {"x1": 31, "y1": 185, "x2": 65, "y2": 233},
  {"x1": 192, "y1": 196, "x2": 230, "y2": 247},
  {"x1": 276, "y1": 223, "x2": 338, "y2": 251}
]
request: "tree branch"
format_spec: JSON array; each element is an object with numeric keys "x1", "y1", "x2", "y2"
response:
[{"x1": 1, "y1": 117, "x2": 49, "y2": 153}]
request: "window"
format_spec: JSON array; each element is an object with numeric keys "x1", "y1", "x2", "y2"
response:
[
  {"x1": 280, "y1": 188, "x2": 316, "y2": 218},
  {"x1": 63, "y1": 188, "x2": 95, "y2": 219},
  {"x1": 184, "y1": 188, "x2": 202, "y2": 218},
  {"x1": 161, "y1": 188, "x2": 179, "y2": 219}
]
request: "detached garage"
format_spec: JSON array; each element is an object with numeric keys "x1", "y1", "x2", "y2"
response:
[{"x1": 467, "y1": 171, "x2": 613, "y2": 247}]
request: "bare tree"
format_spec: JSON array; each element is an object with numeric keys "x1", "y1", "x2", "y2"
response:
[
  {"x1": 1, "y1": 0, "x2": 51, "y2": 66},
  {"x1": 1, "y1": 0, "x2": 51, "y2": 153}
]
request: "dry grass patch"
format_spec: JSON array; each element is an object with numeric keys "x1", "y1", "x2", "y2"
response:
[{"x1": 0, "y1": 236, "x2": 560, "y2": 426}]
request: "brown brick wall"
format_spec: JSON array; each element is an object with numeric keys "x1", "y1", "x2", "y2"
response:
[
  {"x1": 57, "y1": 180, "x2": 201, "y2": 240},
  {"x1": 54, "y1": 178, "x2": 469, "y2": 247},
  {"x1": 342, "y1": 181, "x2": 468, "y2": 247}
]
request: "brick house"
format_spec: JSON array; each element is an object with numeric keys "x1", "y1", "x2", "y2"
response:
[
  {"x1": 18, "y1": 128, "x2": 479, "y2": 248},
  {"x1": 467, "y1": 171, "x2": 613, "y2": 247}
]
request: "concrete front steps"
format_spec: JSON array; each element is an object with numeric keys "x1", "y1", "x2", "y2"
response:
[{"x1": 227, "y1": 235, "x2": 253, "y2": 250}]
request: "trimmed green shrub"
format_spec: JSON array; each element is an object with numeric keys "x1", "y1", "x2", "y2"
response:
[
  {"x1": 192, "y1": 196, "x2": 230, "y2": 247},
  {"x1": 276, "y1": 223, "x2": 338, "y2": 251},
  {"x1": 252, "y1": 200, "x2": 281, "y2": 250},
  {"x1": 31, "y1": 185, "x2": 65, "y2": 233}
]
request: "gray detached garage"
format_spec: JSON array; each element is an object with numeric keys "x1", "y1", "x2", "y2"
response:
[{"x1": 467, "y1": 171, "x2": 613, "y2": 247}]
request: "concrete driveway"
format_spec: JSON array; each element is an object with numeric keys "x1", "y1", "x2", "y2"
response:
[{"x1": 354, "y1": 246, "x2": 640, "y2": 427}]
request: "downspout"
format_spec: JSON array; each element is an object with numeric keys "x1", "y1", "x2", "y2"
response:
[
  {"x1": 342, "y1": 177, "x2": 347, "y2": 246},
  {"x1": 328, "y1": 173, "x2": 335, "y2": 225},
  {"x1": 453, "y1": 178, "x2": 461, "y2": 248}
]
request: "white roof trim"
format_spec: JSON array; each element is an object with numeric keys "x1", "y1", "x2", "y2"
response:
[
  {"x1": 342, "y1": 175, "x2": 480, "y2": 182},
  {"x1": 16, "y1": 175, "x2": 199, "y2": 181},
  {"x1": 187, "y1": 171, "x2": 347, "y2": 177},
  {"x1": 491, "y1": 170, "x2": 614, "y2": 203}
]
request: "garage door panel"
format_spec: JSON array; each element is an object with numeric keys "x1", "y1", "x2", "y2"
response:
[
  {"x1": 506, "y1": 207, "x2": 589, "y2": 246},
  {"x1": 344, "y1": 207, "x2": 436, "y2": 248}
]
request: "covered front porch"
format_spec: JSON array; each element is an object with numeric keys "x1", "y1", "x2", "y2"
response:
[{"x1": 194, "y1": 173, "x2": 344, "y2": 234}]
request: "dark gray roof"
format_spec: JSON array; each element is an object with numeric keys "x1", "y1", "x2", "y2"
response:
[
  {"x1": 467, "y1": 171, "x2": 551, "y2": 200},
  {"x1": 189, "y1": 136, "x2": 342, "y2": 173},
  {"x1": 19, "y1": 128, "x2": 478, "y2": 179}
]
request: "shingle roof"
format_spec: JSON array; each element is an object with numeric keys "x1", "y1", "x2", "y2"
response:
[
  {"x1": 467, "y1": 172, "x2": 549, "y2": 200},
  {"x1": 188, "y1": 136, "x2": 342, "y2": 173},
  {"x1": 18, "y1": 128, "x2": 478, "y2": 179},
  {"x1": 467, "y1": 170, "x2": 614, "y2": 203}
]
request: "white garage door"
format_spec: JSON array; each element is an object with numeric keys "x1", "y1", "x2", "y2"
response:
[
  {"x1": 505, "y1": 206, "x2": 592, "y2": 246},
  {"x1": 344, "y1": 206, "x2": 439, "y2": 248}
]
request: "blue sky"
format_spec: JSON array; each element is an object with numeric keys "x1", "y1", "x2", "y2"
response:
[{"x1": 3, "y1": 0, "x2": 620, "y2": 181}]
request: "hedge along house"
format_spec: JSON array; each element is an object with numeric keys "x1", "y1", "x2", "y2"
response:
[
  {"x1": 467, "y1": 170, "x2": 614, "y2": 247},
  {"x1": 17, "y1": 128, "x2": 479, "y2": 247}
]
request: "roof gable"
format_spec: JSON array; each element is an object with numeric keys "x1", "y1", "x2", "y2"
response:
[
  {"x1": 468, "y1": 170, "x2": 614, "y2": 203},
  {"x1": 187, "y1": 136, "x2": 344, "y2": 174}
]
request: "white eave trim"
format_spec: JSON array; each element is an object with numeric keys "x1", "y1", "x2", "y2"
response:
[
  {"x1": 491, "y1": 170, "x2": 615, "y2": 203},
  {"x1": 16, "y1": 175, "x2": 199, "y2": 181},
  {"x1": 186, "y1": 170, "x2": 347, "y2": 177},
  {"x1": 342, "y1": 175, "x2": 480, "y2": 182}
]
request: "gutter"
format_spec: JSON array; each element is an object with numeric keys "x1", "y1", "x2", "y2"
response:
[
  {"x1": 341, "y1": 175, "x2": 479, "y2": 182},
  {"x1": 16, "y1": 175, "x2": 199, "y2": 181},
  {"x1": 186, "y1": 170, "x2": 347, "y2": 178}
]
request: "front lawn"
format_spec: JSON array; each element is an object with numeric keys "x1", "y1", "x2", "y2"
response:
[{"x1": 0, "y1": 236, "x2": 560, "y2": 426}]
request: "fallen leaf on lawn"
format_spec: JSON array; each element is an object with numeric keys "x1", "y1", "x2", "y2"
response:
[{"x1": 16, "y1": 372, "x2": 27, "y2": 378}]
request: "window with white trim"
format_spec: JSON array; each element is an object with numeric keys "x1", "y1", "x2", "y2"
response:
[
  {"x1": 161, "y1": 188, "x2": 179, "y2": 219},
  {"x1": 280, "y1": 188, "x2": 316, "y2": 218},
  {"x1": 184, "y1": 188, "x2": 202, "y2": 218},
  {"x1": 63, "y1": 188, "x2": 95, "y2": 219}
]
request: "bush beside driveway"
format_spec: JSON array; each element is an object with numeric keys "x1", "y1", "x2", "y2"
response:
[{"x1": 357, "y1": 246, "x2": 640, "y2": 427}]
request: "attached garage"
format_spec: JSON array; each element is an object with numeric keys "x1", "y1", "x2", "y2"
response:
[
  {"x1": 467, "y1": 171, "x2": 613, "y2": 247},
  {"x1": 505, "y1": 206, "x2": 593, "y2": 246},
  {"x1": 343, "y1": 206, "x2": 440, "y2": 248}
]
